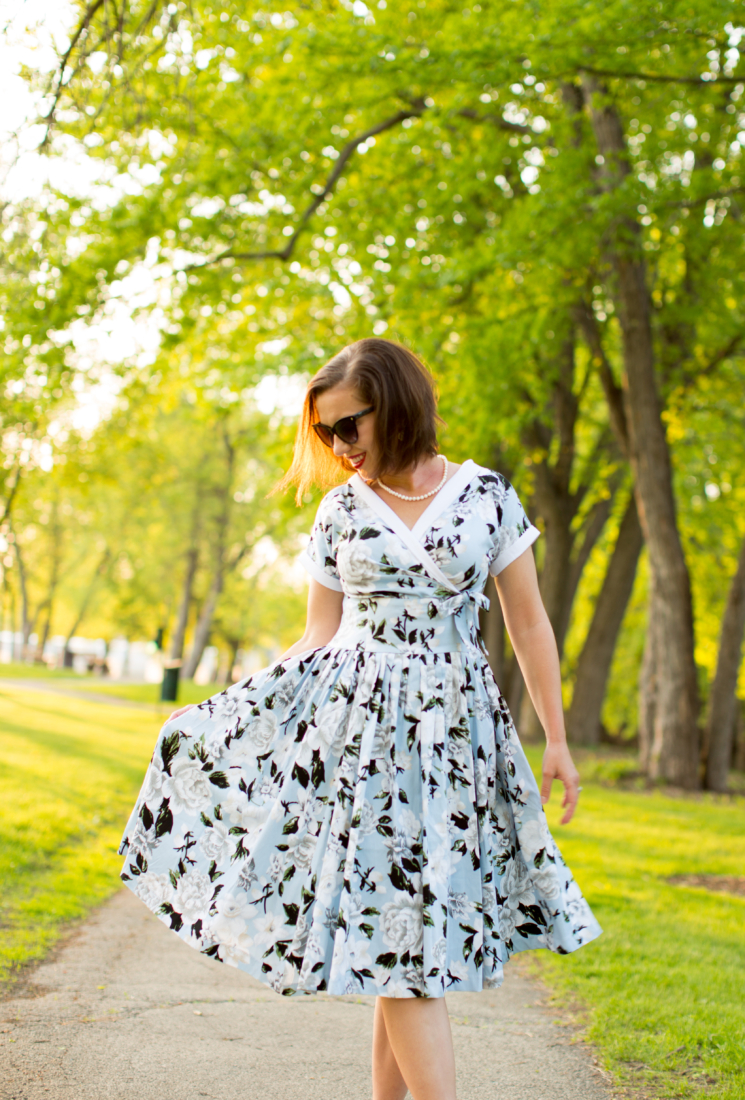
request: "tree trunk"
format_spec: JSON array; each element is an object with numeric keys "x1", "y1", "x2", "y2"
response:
[
  {"x1": 182, "y1": 565, "x2": 225, "y2": 680},
  {"x1": 64, "y1": 548, "x2": 111, "y2": 661},
  {"x1": 34, "y1": 499, "x2": 64, "y2": 663},
  {"x1": 521, "y1": 487, "x2": 615, "y2": 740},
  {"x1": 703, "y1": 535, "x2": 745, "y2": 791},
  {"x1": 559, "y1": 493, "x2": 616, "y2": 649},
  {"x1": 225, "y1": 636, "x2": 241, "y2": 685},
  {"x1": 479, "y1": 586, "x2": 505, "y2": 684},
  {"x1": 182, "y1": 428, "x2": 237, "y2": 680},
  {"x1": 567, "y1": 496, "x2": 644, "y2": 745},
  {"x1": 583, "y1": 78, "x2": 700, "y2": 787},
  {"x1": 638, "y1": 585, "x2": 660, "y2": 775},
  {"x1": 734, "y1": 704, "x2": 745, "y2": 773},
  {"x1": 169, "y1": 537, "x2": 199, "y2": 662},
  {"x1": 10, "y1": 523, "x2": 32, "y2": 659},
  {"x1": 503, "y1": 652, "x2": 524, "y2": 724}
]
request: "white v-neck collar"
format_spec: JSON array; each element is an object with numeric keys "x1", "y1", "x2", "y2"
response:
[
  {"x1": 349, "y1": 460, "x2": 478, "y2": 594},
  {"x1": 410, "y1": 459, "x2": 477, "y2": 540}
]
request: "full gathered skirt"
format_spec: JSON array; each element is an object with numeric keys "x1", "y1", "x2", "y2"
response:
[{"x1": 119, "y1": 643, "x2": 601, "y2": 998}]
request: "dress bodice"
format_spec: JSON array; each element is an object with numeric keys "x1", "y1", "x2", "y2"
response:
[{"x1": 301, "y1": 460, "x2": 540, "y2": 655}]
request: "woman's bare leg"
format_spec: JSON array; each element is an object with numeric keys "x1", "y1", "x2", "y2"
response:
[
  {"x1": 372, "y1": 998, "x2": 408, "y2": 1100},
  {"x1": 374, "y1": 996, "x2": 457, "y2": 1100}
]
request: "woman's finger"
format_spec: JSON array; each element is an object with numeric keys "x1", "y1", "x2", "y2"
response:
[{"x1": 560, "y1": 775, "x2": 581, "y2": 824}]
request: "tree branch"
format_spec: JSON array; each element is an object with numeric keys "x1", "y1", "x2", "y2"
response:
[
  {"x1": 0, "y1": 461, "x2": 22, "y2": 530},
  {"x1": 457, "y1": 108, "x2": 530, "y2": 135},
  {"x1": 664, "y1": 187, "x2": 745, "y2": 210},
  {"x1": 575, "y1": 299, "x2": 630, "y2": 458},
  {"x1": 577, "y1": 65, "x2": 745, "y2": 86},
  {"x1": 680, "y1": 333, "x2": 744, "y2": 388},
  {"x1": 187, "y1": 104, "x2": 426, "y2": 271},
  {"x1": 41, "y1": 0, "x2": 106, "y2": 148}
]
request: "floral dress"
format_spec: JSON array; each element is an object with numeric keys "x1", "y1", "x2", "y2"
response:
[{"x1": 119, "y1": 460, "x2": 601, "y2": 998}]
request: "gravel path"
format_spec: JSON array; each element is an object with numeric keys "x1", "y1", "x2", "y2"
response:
[{"x1": 1, "y1": 889, "x2": 613, "y2": 1100}]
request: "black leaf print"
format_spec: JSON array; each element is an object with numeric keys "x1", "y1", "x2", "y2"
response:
[
  {"x1": 208, "y1": 771, "x2": 229, "y2": 788},
  {"x1": 520, "y1": 903, "x2": 547, "y2": 926},
  {"x1": 311, "y1": 753, "x2": 325, "y2": 788},
  {"x1": 389, "y1": 864, "x2": 409, "y2": 892},
  {"x1": 160, "y1": 731, "x2": 181, "y2": 773},
  {"x1": 516, "y1": 922, "x2": 544, "y2": 937},
  {"x1": 154, "y1": 800, "x2": 173, "y2": 838},
  {"x1": 293, "y1": 764, "x2": 310, "y2": 788},
  {"x1": 160, "y1": 904, "x2": 183, "y2": 932},
  {"x1": 376, "y1": 952, "x2": 398, "y2": 970}
]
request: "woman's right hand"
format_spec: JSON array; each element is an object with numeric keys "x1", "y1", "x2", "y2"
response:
[{"x1": 168, "y1": 704, "x2": 195, "y2": 722}]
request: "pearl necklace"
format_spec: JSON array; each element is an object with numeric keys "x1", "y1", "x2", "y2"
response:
[{"x1": 376, "y1": 455, "x2": 449, "y2": 501}]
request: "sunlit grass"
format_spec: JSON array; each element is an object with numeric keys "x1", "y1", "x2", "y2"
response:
[
  {"x1": 525, "y1": 745, "x2": 745, "y2": 1100},
  {"x1": 0, "y1": 685, "x2": 161, "y2": 987}
]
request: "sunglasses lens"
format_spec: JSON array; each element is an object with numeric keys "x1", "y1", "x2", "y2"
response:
[
  {"x1": 335, "y1": 418, "x2": 359, "y2": 445},
  {"x1": 313, "y1": 423, "x2": 334, "y2": 447}
]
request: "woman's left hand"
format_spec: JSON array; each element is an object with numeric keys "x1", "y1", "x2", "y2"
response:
[{"x1": 540, "y1": 742, "x2": 581, "y2": 825}]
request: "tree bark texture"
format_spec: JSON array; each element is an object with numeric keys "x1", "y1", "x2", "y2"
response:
[
  {"x1": 169, "y1": 538, "x2": 199, "y2": 662},
  {"x1": 583, "y1": 78, "x2": 700, "y2": 787},
  {"x1": 64, "y1": 548, "x2": 111, "y2": 660},
  {"x1": 10, "y1": 522, "x2": 32, "y2": 658},
  {"x1": 637, "y1": 583, "x2": 660, "y2": 775},
  {"x1": 479, "y1": 584, "x2": 505, "y2": 685},
  {"x1": 520, "y1": 332, "x2": 617, "y2": 740},
  {"x1": 703, "y1": 534, "x2": 745, "y2": 791},
  {"x1": 735, "y1": 705, "x2": 745, "y2": 773},
  {"x1": 504, "y1": 653, "x2": 524, "y2": 727},
  {"x1": 183, "y1": 566, "x2": 225, "y2": 680},
  {"x1": 182, "y1": 428, "x2": 236, "y2": 680},
  {"x1": 567, "y1": 496, "x2": 643, "y2": 745}
]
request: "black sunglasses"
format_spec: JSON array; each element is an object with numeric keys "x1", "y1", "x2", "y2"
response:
[{"x1": 312, "y1": 406, "x2": 374, "y2": 447}]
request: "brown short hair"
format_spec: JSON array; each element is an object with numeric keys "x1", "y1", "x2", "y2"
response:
[{"x1": 277, "y1": 338, "x2": 442, "y2": 503}]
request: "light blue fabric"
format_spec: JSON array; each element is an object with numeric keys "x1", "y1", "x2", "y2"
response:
[{"x1": 119, "y1": 461, "x2": 601, "y2": 998}]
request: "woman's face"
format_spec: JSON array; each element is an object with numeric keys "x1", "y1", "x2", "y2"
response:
[{"x1": 314, "y1": 384, "x2": 379, "y2": 479}]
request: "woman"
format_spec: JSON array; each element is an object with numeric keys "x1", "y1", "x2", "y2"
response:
[{"x1": 119, "y1": 338, "x2": 601, "y2": 1100}]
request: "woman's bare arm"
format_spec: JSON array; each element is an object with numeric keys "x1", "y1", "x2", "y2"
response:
[
  {"x1": 168, "y1": 579, "x2": 343, "y2": 721},
  {"x1": 494, "y1": 548, "x2": 581, "y2": 824},
  {"x1": 279, "y1": 579, "x2": 344, "y2": 660}
]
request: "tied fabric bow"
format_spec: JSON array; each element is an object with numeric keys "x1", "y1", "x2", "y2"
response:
[{"x1": 429, "y1": 588, "x2": 490, "y2": 651}]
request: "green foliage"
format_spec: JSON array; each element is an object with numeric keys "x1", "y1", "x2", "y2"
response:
[{"x1": 5, "y1": 0, "x2": 745, "y2": 724}]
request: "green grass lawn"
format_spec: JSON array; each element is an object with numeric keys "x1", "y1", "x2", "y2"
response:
[
  {"x1": 0, "y1": 685, "x2": 162, "y2": 985},
  {"x1": 0, "y1": 682, "x2": 743, "y2": 1099},
  {"x1": 526, "y1": 744, "x2": 745, "y2": 1100}
]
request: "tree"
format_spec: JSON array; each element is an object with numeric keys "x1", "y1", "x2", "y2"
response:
[
  {"x1": 567, "y1": 495, "x2": 644, "y2": 745},
  {"x1": 17, "y1": 0, "x2": 745, "y2": 780}
]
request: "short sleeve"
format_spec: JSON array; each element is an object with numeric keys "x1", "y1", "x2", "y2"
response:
[
  {"x1": 488, "y1": 477, "x2": 541, "y2": 577},
  {"x1": 299, "y1": 498, "x2": 344, "y2": 592}
]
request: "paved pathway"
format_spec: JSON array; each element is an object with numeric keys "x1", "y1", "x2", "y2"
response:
[
  {"x1": 1, "y1": 890, "x2": 612, "y2": 1100},
  {"x1": 0, "y1": 679, "x2": 163, "y2": 710}
]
